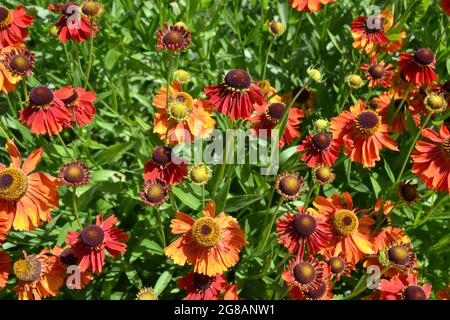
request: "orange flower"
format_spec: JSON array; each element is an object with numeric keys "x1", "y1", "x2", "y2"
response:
[
  {"x1": 13, "y1": 249, "x2": 65, "y2": 300},
  {"x1": 164, "y1": 201, "x2": 246, "y2": 276},
  {"x1": 153, "y1": 81, "x2": 215, "y2": 145},
  {"x1": 313, "y1": 192, "x2": 375, "y2": 264},
  {"x1": 379, "y1": 273, "x2": 432, "y2": 300},
  {"x1": 330, "y1": 101, "x2": 398, "y2": 168},
  {"x1": 0, "y1": 140, "x2": 60, "y2": 231},
  {"x1": 289, "y1": 0, "x2": 335, "y2": 13},
  {"x1": 359, "y1": 58, "x2": 394, "y2": 88},
  {"x1": 0, "y1": 250, "x2": 10, "y2": 289},
  {"x1": 0, "y1": 45, "x2": 24, "y2": 93}
]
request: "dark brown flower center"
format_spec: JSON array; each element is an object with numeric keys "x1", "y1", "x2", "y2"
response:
[
  {"x1": 399, "y1": 183, "x2": 418, "y2": 202},
  {"x1": 279, "y1": 176, "x2": 302, "y2": 196},
  {"x1": 163, "y1": 31, "x2": 185, "y2": 47},
  {"x1": 62, "y1": 89, "x2": 79, "y2": 106},
  {"x1": 404, "y1": 285, "x2": 426, "y2": 300},
  {"x1": 29, "y1": 86, "x2": 54, "y2": 106},
  {"x1": 145, "y1": 184, "x2": 166, "y2": 204},
  {"x1": 293, "y1": 214, "x2": 317, "y2": 236},
  {"x1": 80, "y1": 225, "x2": 105, "y2": 247},
  {"x1": 0, "y1": 7, "x2": 11, "y2": 27},
  {"x1": 193, "y1": 273, "x2": 213, "y2": 291},
  {"x1": 312, "y1": 133, "x2": 331, "y2": 150},
  {"x1": 443, "y1": 80, "x2": 450, "y2": 93},
  {"x1": 292, "y1": 86, "x2": 311, "y2": 104},
  {"x1": 304, "y1": 281, "x2": 327, "y2": 299},
  {"x1": 0, "y1": 173, "x2": 13, "y2": 188},
  {"x1": 62, "y1": 2, "x2": 80, "y2": 16},
  {"x1": 368, "y1": 64, "x2": 385, "y2": 79},
  {"x1": 267, "y1": 103, "x2": 285, "y2": 120},
  {"x1": 293, "y1": 262, "x2": 316, "y2": 285},
  {"x1": 60, "y1": 248, "x2": 80, "y2": 266},
  {"x1": 224, "y1": 69, "x2": 251, "y2": 90},
  {"x1": 329, "y1": 257, "x2": 345, "y2": 274},
  {"x1": 414, "y1": 48, "x2": 435, "y2": 66},
  {"x1": 355, "y1": 111, "x2": 380, "y2": 136},
  {"x1": 387, "y1": 245, "x2": 409, "y2": 265},
  {"x1": 152, "y1": 146, "x2": 172, "y2": 165}
]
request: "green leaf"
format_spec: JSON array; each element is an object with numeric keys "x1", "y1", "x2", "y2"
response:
[
  {"x1": 153, "y1": 271, "x2": 172, "y2": 296},
  {"x1": 172, "y1": 186, "x2": 201, "y2": 210},
  {"x1": 104, "y1": 49, "x2": 122, "y2": 70},
  {"x1": 384, "y1": 159, "x2": 395, "y2": 183},
  {"x1": 225, "y1": 194, "x2": 265, "y2": 212},
  {"x1": 95, "y1": 141, "x2": 135, "y2": 165}
]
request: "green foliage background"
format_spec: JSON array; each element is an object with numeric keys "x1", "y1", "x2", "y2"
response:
[{"x1": 0, "y1": 0, "x2": 448, "y2": 299}]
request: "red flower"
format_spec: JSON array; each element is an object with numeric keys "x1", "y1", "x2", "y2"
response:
[
  {"x1": 54, "y1": 85, "x2": 96, "y2": 127},
  {"x1": 19, "y1": 86, "x2": 72, "y2": 136},
  {"x1": 66, "y1": 214, "x2": 128, "y2": 273},
  {"x1": 0, "y1": 250, "x2": 10, "y2": 289},
  {"x1": 359, "y1": 58, "x2": 394, "y2": 87},
  {"x1": 250, "y1": 102, "x2": 303, "y2": 148},
  {"x1": 411, "y1": 124, "x2": 450, "y2": 193},
  {"x1": 399, "y1": 48, "x2": 439, "y2": 86},
  {"x1": 144, "y1": 146, "x2": 187, "y2": 185},
  {"x1": 321, "y1": 249, "x2": 355, "y2": 282},
  {"x1": 289, "y1": 279, "x2": 333, "y2": 300},
  {"x1": 276, "y1": 207, "x2": 332, "y2": 257},
  {"x1": 53, "y1": 3, "x2": 98, "y2": 43},
  {"x1": 204, "y1": 69, "x2": 264, "y2": 120},
  {"x1": 379, "y1": 273, "x2": 432, "y2": 300},
  {"x1": 178, "y1": 272, "x2": 228, "y2": 300},
  {"x1": 351, "y1": 14, "x2": 388, "y2": 47},
  {"x1": 0, "y1": 6, "x2": 34, "y2": 47},
  {"x1": 297, "y1": 132, "x2": 341, "y2": 168},
  {"x1": 441, "y1": 0, "x2": 450, "y2": 16},
  {"x1": 282, "y1": 255, "x2": 325, "y2": 292},
  {"x1": 156, "y1": 22, "x2": 191, "y2": 52},
  {"x1": 330, "y1": 102, "x2": 398, "y2": 168}
]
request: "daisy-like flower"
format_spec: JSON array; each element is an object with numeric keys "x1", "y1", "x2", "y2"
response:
[
  {"x1": 250, "y1": 101, "x2": 304, "y2": 148},
  {"x1": 136, "y1": 287, "x2": 158, "y2": 300},
  {"x1": 379, "y1": 242, "x2": 417, "y2": 272},
  {"x1": 153, "y1": 81, "x2": 216, "y2": 145},
  {"x1": 398, "y1": 181, "x2": 419, "y2": 204},
  {"x1": 351, "y1": 12, "x2": 388, "y2": 48},
  {"x1": 2, "y1": 47, "x2": 35, "y2": 77},
  {"x1": 321, "y1": 249, "x2": 355, "y2": 282},
  {"x1": 66, "y1": 214, "x2": 128, "y2": 273},
  {"x1": 0, "y1": 45, "x2": 23, "y2": 93},
  {"x1": 59, "y1": 160, "x2": 91, "y2": 187},
  {"x1": 51, "y1": 2, "x2": 98, "y2": 43},
  {"x1": 164, "y1": 201, "x2": 246, "y2": 276},
  {"x1": 289, "y1": 0, "x2": 335, "y2": 13},
  {"x1": 274, "y1": 172, "x2": 305, "y2": 201},
  {"x1": 330, "y1": 102, "x2": 398, "y2": 168},
  {"x1": 423, "y1": 93, "x2": 448, "y2": 113},
  {"x1": 54, "y1": 85, "x2": 97, "y2": 127},
  {"x1": 144, "y1": 145, "x2": 188, "y2": 185},
  {"x1": 0, "y1": 250, "x2": 10, "y2": 289},
  {"x1": 379, "y1": 273, "x2": 432, "y2": 300},
  {"x1": 313, "y1": 192, "x2": 375, "y2": 264},
  {"x1": 50, "y1": 246, "x2": 93, "y2": 290},
  {"x1": 0, "y1": 6, "x2": 34, "y2": 47},
  {"x1": 139, "y1": 179, "x2": 169, "y2": 207},
  {"x1": 19, "y1": 85, "x2": 72, "y2": 136},
  {"x1": 440, "y1": 0, "x2": 450, "y2": 16},
  {"x1": 282, "y1": 255, "x2": 324, "y2": 292},
  {"x1": 359, "y1": 58, "x2": 394, "y2": 87},
  {"x1": 297, "y1": 132, "x2": 341, "y2": 168},
  {"x1": 399, "y1": 48, "x2": 439, "y2": 86},
  {"x1": 156, "y1": 22, "x2": 191, "y2": 52},
  {"x1": 313, "y1": 165, "x2": 336, "y2": 185},
  {"x1": 188, "y1": 164, "x2": 211, "y2": 186},
  {"x1": 13, "y1": 249, "x2": 65, "y2": 300},
  {"x1": 0, "y1": 140, "x2": 60, "y2": 231},
  {"x1": 204, "y1": 69, "x2": 264, "y2": 120},
  {"x1": 276, "y1": 206, "x2": 332, "y2": 257},
  {"x1": 411, "y1": 124, "x2": 450, "y2": 193},
  {"x1": 81, "y1": 1, "x2": 103, "y2": 18},
  {"x1": 178, "y1": 272, "x2": 228, "y2": 300},
  {"x1": 289, "y1": 279, "x2": 332, "y2": 300}
]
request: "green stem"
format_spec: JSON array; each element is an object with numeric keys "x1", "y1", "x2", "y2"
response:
[
  {"x1": 56, "y1": 133, "x2": 74, "y2": 159},
  {"x1": 260, "y1": 39, "x2": 274, "y2": 84},
  {"x1": 156, "y1": 207, "x2": 166, "y2": 247},
  {"x1": 84, "y1": 18, "x2": 95, "y2": 88},
  {"x1": 256, "y1": 197, "x2": 284, "y2": 254},
  {"x1": 72, "y1": 188, "x2": 82, "y2": 230}
]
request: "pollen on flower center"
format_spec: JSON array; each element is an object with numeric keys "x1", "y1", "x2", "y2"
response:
[
  {"x1": 265, "y1": 103, "x2": 285, "y2": 123},
  {"x1": 355, "y1": 111, "x2": 381, "y2": 136},
  {"x1": 10, "y1": 55, "x2": 31, "y2": 72},
  {"x1": 80, "y1": 225, "x2": 105, "y2": 247},
  {"x1": 0, "y1": 7, "x2": 12, "y2": 28},
  {"x1": 167, "y1": 92, "x2": 194, "y2": 121},
  {"x1": 62, "y1": 89, "x2": 79, "y2": 106},
  {"x1": 387, "y1": 245, "x2": 409, "y2": 265},
  {"x1": 0, "y1": 167, "x2": 28, "y2": 201},
  {"x1": 13, "y1": 256, "x2": 42, "y2": 282},
  {"x1": 314, "y1": 166, "x2": 335, "y2": 185},
  {"x1": 152, "y1": 146, "x2": 172, "y2": 165},
  {"x1": 332, "y1": 210, "x2": 359, "y2": 237},
  {"x1": 368, "y1": 64, "x2": 385, "y2": 79},
  {"x1": 224, "y1": 69, "x2": 251, "y2": 91},
  {"x1": 279, "y1": 176, "x2": 302, "y2": 196},
  {"x1": 403, "y1": 285, "x2": 426, "y2": 300},
  {"x1": 29, "y1": 86, "x2": 54, "y2": 107},
  {"x1": 189, "y1": 164, "x2": 211, "y2": 185},
  {"x1": 145, "y1": 184, "x2": 166, "y2": 203},
  {"x1": 312, "y1": 133, "x2": 331, "y2": 150},
  {"x1": 293, "y1": 214, "x2": 317, "y2": 236},
  {"x1": 329, "y1": 257, "x2": 345, "y2": 274},
  {"x1": 64, "y1": 166, "x2": 84, "y2": 183},
  {"x1": 293, "y1": 262, "x2": 316, "y2": 285},
  {"x1": 414, "y1": 48, "x2": 434, "y2": 66},
  {"x1": 163, "y1": 31, "x2": 185, "y2": 47},
  {"x1": 191, "y1": 217, "x2": 222, "y2": 248},
  {"x1": 193, "y1": 273, "x2": 213, "y2": 291},
  {"x1": 443, "y1": 138, "x2": 450, "y2": 156}
]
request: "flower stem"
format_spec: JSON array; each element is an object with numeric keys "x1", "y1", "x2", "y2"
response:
[
  {"x1": 260, "y1": 39, "x2": 274, "y2": 85},
  {"x1": 56, "y1": 133, "x2": 74, "y2": 159},
  {"x1": 84, "y1": 18, "x2": 95, "y2": 88},
  {"x1": 256, "y1": 197, "x2": 284, "y2": 255},
  {"x1": 72, "y1": 188, "x2": 82, "y2": 230},
  {"x1": 164, "y1": 54, "x2": 174, "y2": 143},
  {"x1": 156, "y1": 207, "x2": 166, "y2": 247}
]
